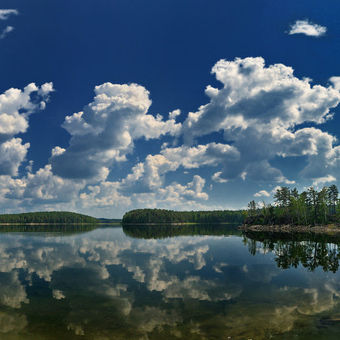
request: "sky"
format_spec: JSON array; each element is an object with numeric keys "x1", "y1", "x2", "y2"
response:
[{"x1": 0, "y1": 0, "x2": 340, "y2": 218}]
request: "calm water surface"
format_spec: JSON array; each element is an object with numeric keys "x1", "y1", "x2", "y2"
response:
[{"x1": 0, "y1": 224, "x2": 340, "y2": 339}]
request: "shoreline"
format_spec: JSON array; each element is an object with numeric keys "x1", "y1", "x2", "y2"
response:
[
  {"x1": 0, "y1": 222, "x2": 120, "y2": 226},
  {"x1": 122, "y1": 222, "x2": 239, "y2": 225},
  {"x1": 240, "y1": 224, "x2": 340, "y2": 234}
]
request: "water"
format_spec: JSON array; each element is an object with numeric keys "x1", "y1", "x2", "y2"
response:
[{"x1": 0, "y1": 224, "x2": 340, "y2": 339}]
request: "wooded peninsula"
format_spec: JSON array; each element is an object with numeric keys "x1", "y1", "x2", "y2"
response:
[
  {"x1": 244, "y1": 185, "x2": 340, "y2": 226},
  {"x1": 122, "y1": 209, "x2": 245, "y2": 224},
  {"x1": 0, "y1": 211, "x2": 99, "y2": 224}
]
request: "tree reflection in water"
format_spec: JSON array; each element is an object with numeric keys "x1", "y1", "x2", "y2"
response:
[
  {"x1": 122, "y1": 223, "x2": 242, "y2": 239},
  {"x1": 244, "y1": 232, "x2": 340, "y2": 273}
]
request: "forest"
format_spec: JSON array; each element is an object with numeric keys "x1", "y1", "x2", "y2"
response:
[
  {"x1": 122, "y1": 209, "x2": 245, "y2": 224},
  {"x1": 245, "y1": 185, "x2": 340, "y2": 226},
  {"x1": 0, "y1": 211, "x2": 99, "y2": 224}
]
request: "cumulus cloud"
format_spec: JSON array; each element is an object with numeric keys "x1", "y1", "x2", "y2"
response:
[
  {"x1": 157, "y1": 175, "x2": 208, "y2": 202},
  {"x1": 0, "y1": 25, "x2": 14, "y2": 39},
  {"x1": 0, "y1": 9, "x2": 18, "y2": 20},
  {"x1": 212, "y1": 171, "x2": 228, "y2": 183},
  {"x1": 312, "y1": 175, "x2": 336, "y2": 187},
  {"x1": 51, "y1": 83, "x2": 181, "y2": 180},
  {"x1": 330, "y1": 76, "x2": 340, "y2": 91},
  {"x1": 79, "y1": 180, "x2": 131, "y2": 208},
  {"x1": 0, "y1": 83, "x2": 53, "y2": 137},
  {"x1": 288, "y1": 20, "x2": 327, "y2": 37},
  {"x1": 0, "y1": 138, "x2": 29, "y2": 176},
  {"x1": 121, "y1": 143, "x2": 239, "y2": 193},
  {"x1": 254, "y1": 190, "x2": 270, "y2": 197},
  {"x1": 0, "y1": 83, "x2": 53, "y2": 176},
  {"x1": 181, "y1": 57, "x2": 340, "y2": 183}
]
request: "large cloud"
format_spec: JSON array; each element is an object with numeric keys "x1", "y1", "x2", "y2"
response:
[
  {"x1": 51, "y1": 83, "x2": 181, "y2": 180},
  {"x1": 181, "y1": 57, "x2": 340, "y2": 182}
]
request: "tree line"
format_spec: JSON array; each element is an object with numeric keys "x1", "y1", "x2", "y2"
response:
[
  {"x1": 122, "y1": 209, "x2": 245, "y2": 224},
  {"x1": 246, "y1": 185, "x2": 340, "y2": 226},
  {"x1": 0, "y1": 211, "x2": 99, "y2": 224}
]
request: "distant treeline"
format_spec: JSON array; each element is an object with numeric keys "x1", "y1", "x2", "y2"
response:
[
  {"x1": 0, "y1": 211, "x2": 98, "y2": 224},
  {"x1": 245, "y1": 185, "x2": 340, "y2": 226},
  {"x1": 122, "y1": 209, "x2": 245, "y2": 224},
  {"x1": 97, "y1": 218, "x2": 122, "y2": 223}
]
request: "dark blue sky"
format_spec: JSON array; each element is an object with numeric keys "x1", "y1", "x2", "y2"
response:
[{"x1": 0, "y1": 0, "x2": 339, "y2": 217}]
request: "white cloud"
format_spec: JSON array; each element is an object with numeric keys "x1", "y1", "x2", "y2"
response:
[
  {"x1": 118, "y1": 142, "x2": 239, "y2": 195},
  {"x1": 79, "y1": 181, "x2": 131, "y2": 208},
  {"x1": 312, "y1": 175, "x2": 336, "y2": 187},
  {"x1": 212, "y1": 171, "x2": 228, "y2": 183},
  {"x1": 0, "y1": 25, "x2": 14, "y2": 39},
  {"x1": 330, "y1": 76, "x2": 340, "y2": 91},
  {"x1": 0, "y1": 9, "x2": 18, "y2": 20},
  {"x1": 169, "y1": 109, "x2": 181, "y2": 120},
  {"x1": 181, "y1": 57, "x2": 340, "y2": 183},
  {"x1": 51, "y1": 83, "x2": 181, "y2": 180},
  {"x1": 158, "y1": 175, "x2": 209, "y2": 202},
  {"x1": 288, "y1": 20, "x2": 327, "y2": 37},
  {"x1": 0, "y1": 138, "x2": 29, "y2": 176},
  {"x1": 254, "y1": 190, "x2": 270, "y2": 197},
  {"x1": 0, "y1": 83, "x2": 53, "y2": 136},
  {"x1": 0, "y1": 83, "x2": 53, "y2": 176}
]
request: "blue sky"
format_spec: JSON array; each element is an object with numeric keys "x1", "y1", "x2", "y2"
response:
[{"x1": 0, "y1": 0, "x2": 339, "y2": 217}]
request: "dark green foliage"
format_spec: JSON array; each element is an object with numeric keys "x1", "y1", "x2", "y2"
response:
[
  {"x1": 123, "y1": 224, "x2": 242, "y2": 239},
  {"x1": 122, "y1": 209, "x2": 245, "y2": 224},
  {"x1": 245, "y1": 185, "x2": 340, "y2": 226},
  {"x1": 0, "y1": 211, "x2": 99, "y2": 224}
]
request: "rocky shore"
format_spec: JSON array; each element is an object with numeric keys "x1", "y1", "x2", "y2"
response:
[{"x1": 239, "y1": 224, "x2": 340, "y2": 235}]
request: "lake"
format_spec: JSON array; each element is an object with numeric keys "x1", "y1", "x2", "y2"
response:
[{"x1": 1, "y1": 224, "x2": 340, "y2": 339}]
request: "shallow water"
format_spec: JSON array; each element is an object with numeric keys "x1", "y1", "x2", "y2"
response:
[{"x1": 0, "y1": 224, "x2": 340, "y2": 339}]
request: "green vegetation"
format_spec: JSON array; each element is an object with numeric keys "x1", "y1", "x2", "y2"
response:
[
  {"x1": 246, "y1": 185, "x2": 340, "y2": 226},
  {"x1": 0, "y1": 211, "x2": 99, "y2": 224},
  {"x1": 122, "y1": 209, "x2": 245, "y2": 224}
]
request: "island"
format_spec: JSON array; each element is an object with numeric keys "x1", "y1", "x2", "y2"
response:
[{"x1": 0, "y1": 211, "x2": 99, "y2": 225}]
